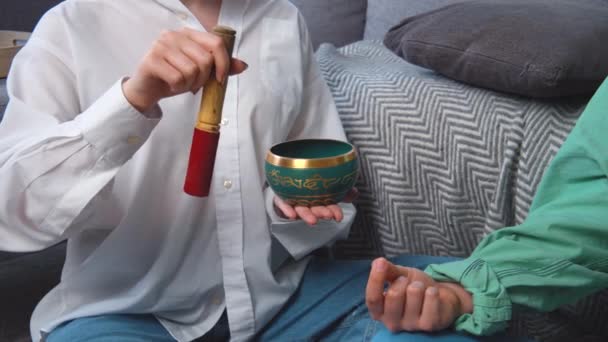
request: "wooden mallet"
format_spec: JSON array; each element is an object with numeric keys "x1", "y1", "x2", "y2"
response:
[{"x1": 183, "y1": 26, "x2": 236, "y2": 197}]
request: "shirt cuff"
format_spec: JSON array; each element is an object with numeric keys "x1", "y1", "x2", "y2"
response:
[
  {"x1": 264, "y1": 187, "x2": 355, "y2": 260},
  {"x1": 424, "y1": 258, "x2": 512, "y2": 336},
  {"x1": 74, "y1": 78, "x2": 162, "y2": 165}
]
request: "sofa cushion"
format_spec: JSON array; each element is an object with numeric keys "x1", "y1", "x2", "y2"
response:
[
  {"x1": 384, "y1": 0, "x2": 608, "y2": 98},
  {"x1": 364, "y1": 0, "x2": 466, "y2": 40},
  {"x1": 290, "y1": 0, "x2": 366, "y2": 49}
]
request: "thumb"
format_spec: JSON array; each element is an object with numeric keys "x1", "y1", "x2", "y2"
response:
[
  {"x1": 373, "y1": 258, "x2": 407, "y2": 283},
  {"x1": 229, "y1": 58, "x2": 248, "y2": 75}
]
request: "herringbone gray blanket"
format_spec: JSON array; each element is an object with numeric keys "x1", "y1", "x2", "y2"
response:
[{"x1": 317, "y1": 41, "x2": 608, "y2": 341}]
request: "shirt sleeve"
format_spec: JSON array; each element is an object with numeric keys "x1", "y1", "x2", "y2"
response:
[
  {"x1": 425, "y1": 77, "x2": 608, "y2": 335},
  {"x1": 263, "y1": 11, "x2": 356, "y2": 259},
  {"x1": 0, "y1": 13, "x2": 161, "y2": 252}
]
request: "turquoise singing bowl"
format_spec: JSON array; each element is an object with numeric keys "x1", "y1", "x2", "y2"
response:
[{"x1": 265, "y1": 139, "x2": 359, "y2": 207}]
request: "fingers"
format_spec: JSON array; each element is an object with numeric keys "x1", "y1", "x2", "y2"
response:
[
  {"x1": 151, "y1": 29, "x2": 248, "y2": 94},
  {"x1": 310, "y1": 204, "x2": 344, "y2": 223},
  {"x1": 144, "y1": 53, "x2": 186, "y2": 94},
  {"x1": 311, "y1": 206, "x2": 333, "y2": 220},
  {"x1": 162, "y1": 46, "x2": 200, "y2": 92},
  {"x1": 366, "y1": 258, "x2": 405, "y2": 319},
  {"x1": 365, "y1": 261, "x2": 449, "y2": 334},
  {"x1": 126, "y1": 28, "x2": 249, "y2": 111},
  {"x1": 401, "y1": 281, "x2": 425, "y2": 330},
  {"x1": 383, "y1": 276, "x2": 409, "y2": 332},
  {"x1": 149, "y1": 30, "x2": 208, "y2": 94},
  {"x1": 366, "y1": 258, "x2": 389, "y2": 319},
  {"x1": 326, "y1": 204, "x2": 343, "y2": 222},
  {"x1": 418, "y1": 287, "x2": 441, "y2": 331},
  {"x1": 273, "y1": 199, "x2": 347, "y2": 225},
  {"x1": 273, "y1": 196, "x2": 297, "y2": 220},
  {"x1": 174, "y1": 36, "x2": 214, "y2": 92},
  {"x1": 295, "y1": 206, "x2": 318, "y2": 226},
  {"x1": 183, "y1": 27, "x2": 230, "y2": 83}
]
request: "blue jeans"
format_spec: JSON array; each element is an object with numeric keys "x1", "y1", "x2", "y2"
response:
[
  {"x1": 47, "y1": 311, "x2": 229, "y2": 341},
  {"x1": 48, "y1": 255, "x2": 532, "y2": 342}
]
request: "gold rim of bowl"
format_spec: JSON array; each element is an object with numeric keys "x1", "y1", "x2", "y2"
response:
[{"x1": 265, "y1": 139, "x2": 357, "y2": 169}]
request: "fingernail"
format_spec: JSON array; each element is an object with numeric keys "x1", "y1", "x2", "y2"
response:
[
  {"x1": 216, "y1": 73, "x2": 226, "y2": 85},
  {"x1": 411, "y1": 281, "x2": 424, "y2": 289},
  {"x1": 427, "y1": 287, "x2": 438, "y2": 295},
  {"x1": 374, "y1": 259, "x2": 387, "y2": 271},
  {"x1": 242, "y1": 61, "x2": 249, "y2": 70},
  {"x1": 397, "y1": 276, "x2": 408, "y2": 283}
]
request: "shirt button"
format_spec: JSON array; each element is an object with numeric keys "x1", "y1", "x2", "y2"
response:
[
  {"x1": 177, "y1": 12, "x2": 189, "y2": 20},
  {"x1": 211, "y1": 295, "x2": 222, "y2": 306},
  {"x1": 220, "y1": 118, "x2": 229, "y2": 126},
  {"x1": 126, "y1": 136, "x2": 141, "y2": 145},
  {"x1": 223, "y1": 179, "x2": 232, "y2": 189}
]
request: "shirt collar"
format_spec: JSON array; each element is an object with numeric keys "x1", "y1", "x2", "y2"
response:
[
  {"x1": 152, "y1": 0, "x2": 250, "y2": 29},
  {"x1": 153, "y1": 0, "x2": 190, "y2": 14}
]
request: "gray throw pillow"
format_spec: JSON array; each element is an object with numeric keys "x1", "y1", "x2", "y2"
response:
[
  {"x1": 290, "y1": 0, "x2": 366, "y2": 49},
  {"x1": 384, "y1": 0, "x2": 608, "y2": 98},
  {"x1": 364, "y1": 0, "x2": 466, "y2": 40}
]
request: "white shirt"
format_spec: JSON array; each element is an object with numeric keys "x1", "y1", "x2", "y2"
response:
[{"x1": 0, "y1": 0, "x2": 355, "y2": 341}]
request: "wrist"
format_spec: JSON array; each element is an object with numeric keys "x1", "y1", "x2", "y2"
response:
[
  {"x1": 439, "y1": 282, "x2": 473, "y2": 316},
  {"x1": 122, "y1": 78, "x2": 160, "y2": 114}
]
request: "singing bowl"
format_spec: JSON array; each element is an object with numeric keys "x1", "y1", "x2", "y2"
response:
[{"x1": 265, "y1": 139, "x2": 359, "y2": 207}]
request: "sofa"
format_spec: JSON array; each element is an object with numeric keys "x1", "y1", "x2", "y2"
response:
[{"x1": 1, "y1": 1, "x2": 607, "y2": 341}]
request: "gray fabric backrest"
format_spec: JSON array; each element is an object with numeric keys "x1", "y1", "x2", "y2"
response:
[
  {"x1": 1, "y1": 0, "x2": 367, "y2": 50},
  {"x1": 289, "y1": 0, "x2": 367, "y2": 49},
  {"x1": 0, "y1": 0, "x2": 63, "y2": 31}
]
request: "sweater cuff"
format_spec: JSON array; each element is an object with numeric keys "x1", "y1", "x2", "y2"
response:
[{"x1": 425, "y1": 258, "x2": 512, "y2": 335}]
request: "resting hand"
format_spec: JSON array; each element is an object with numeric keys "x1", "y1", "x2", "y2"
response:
[
  {"x1": 365, "y1": 258, "x2": 473, "y2": 333},
  {"x1": 273, "y1": 187, "x2": 358, "y2": 226}
]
